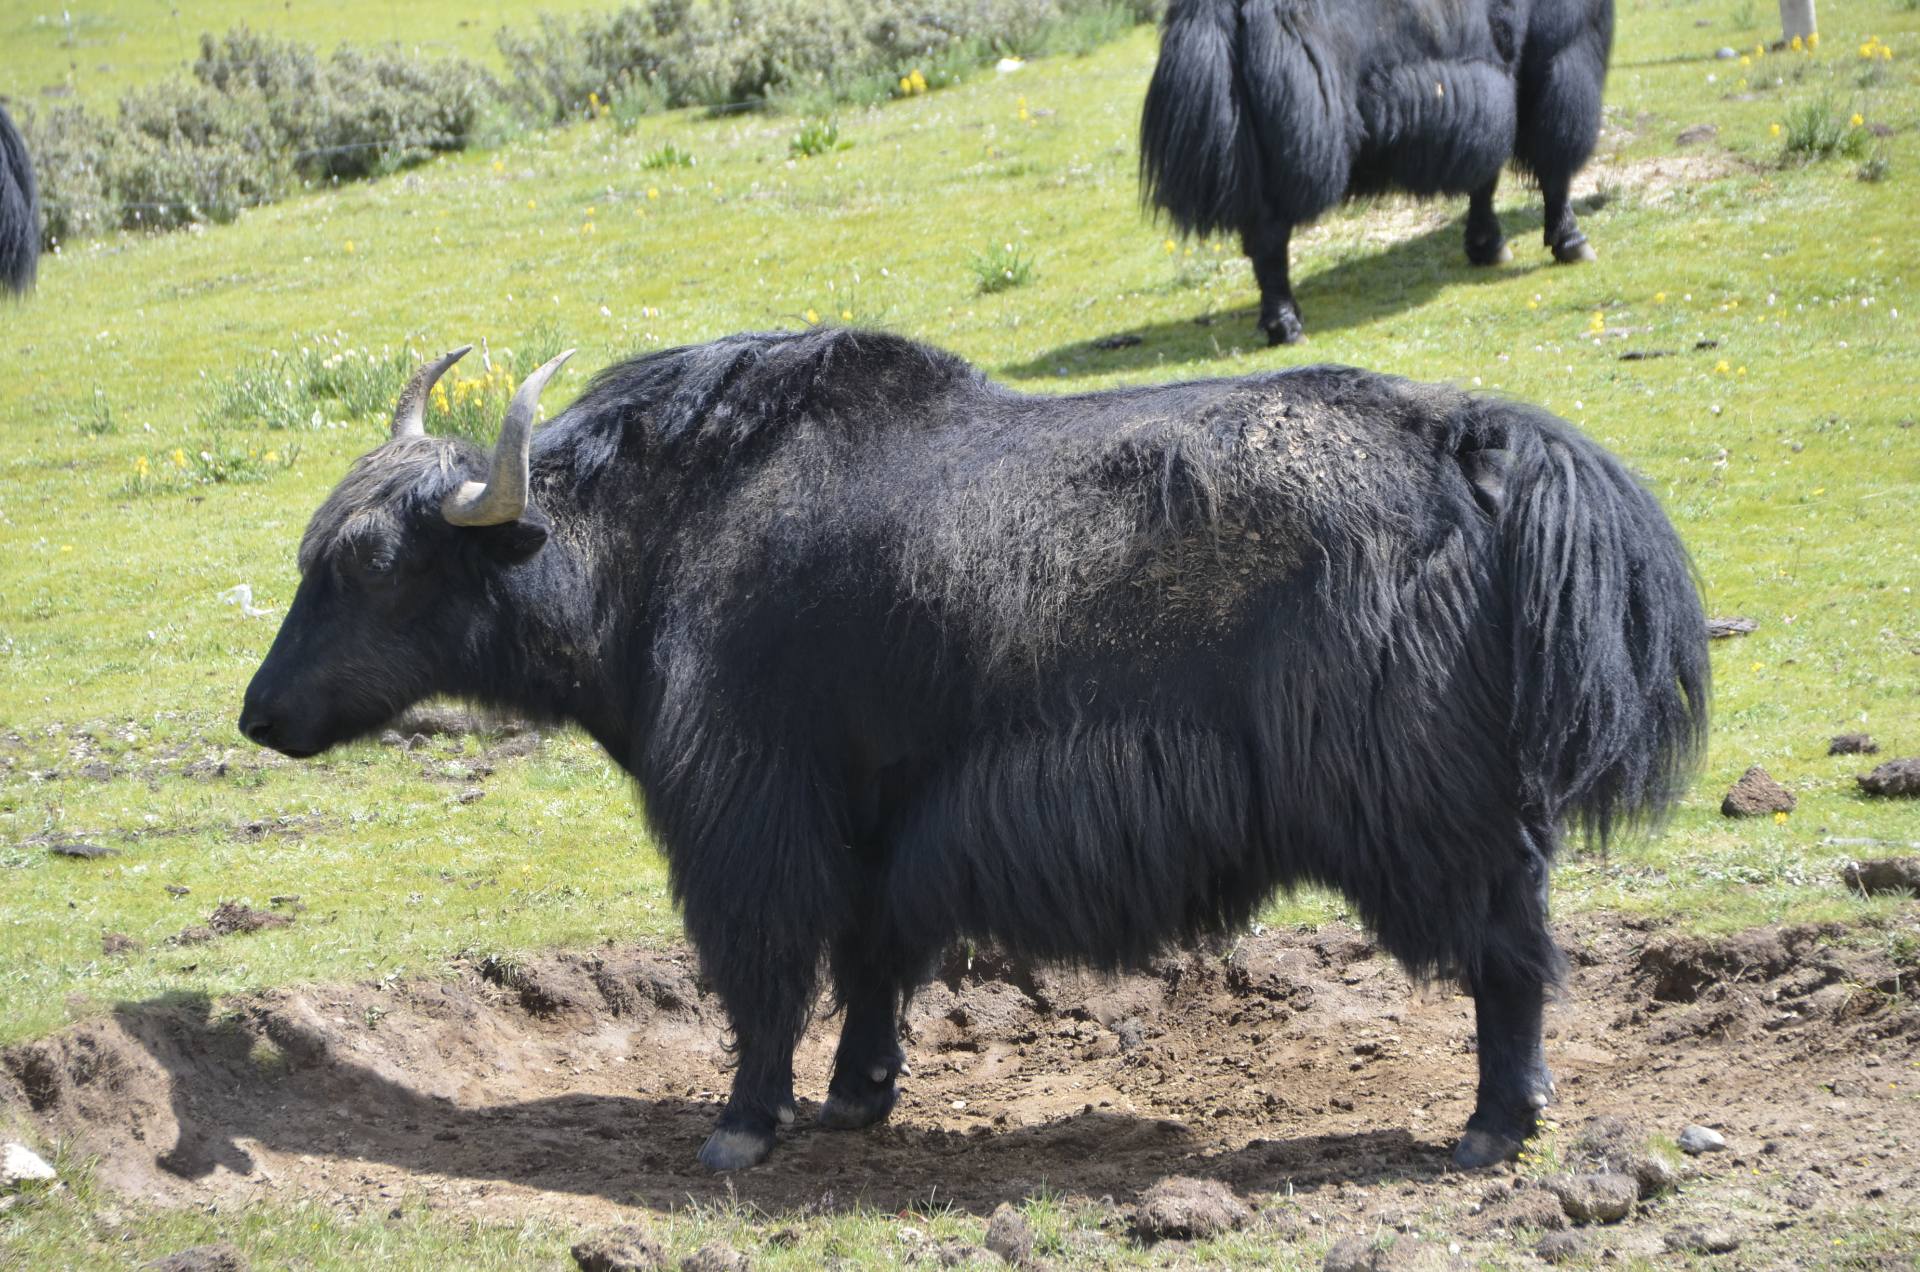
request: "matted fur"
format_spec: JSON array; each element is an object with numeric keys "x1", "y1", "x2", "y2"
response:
[
  {"x1": 0, "y1": 103, "x2": 38, "y2": 296},
  {"x1": 245, "y1": 327, "x2": 1708, "y2": 1164}
]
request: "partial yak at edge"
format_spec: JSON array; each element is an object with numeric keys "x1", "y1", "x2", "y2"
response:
[
  {"x1": 1141, "y1": 0, "x2": 1615, "y2": 344},
  {"x1": 0, "y1": 103, "x2": 38, "y2": 296},
  {"x1": 240, "y1": 327, "x2": 1707, "y2": 1173}
]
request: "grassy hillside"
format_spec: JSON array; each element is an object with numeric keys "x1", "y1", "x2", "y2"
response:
[
  {"x1": 1, "y1": 0, "x2": 1918, "y2": 1261},
  {"x1": 1, "y1": 0, "x2": 609, "y2": 107}
]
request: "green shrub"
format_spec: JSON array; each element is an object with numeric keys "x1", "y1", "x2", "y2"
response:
[{"x1": 17, "y1": 106, "x2": 118, "y2": 248}]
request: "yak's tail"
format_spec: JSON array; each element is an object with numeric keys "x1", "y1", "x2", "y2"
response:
[
  {"x1": 0, "y1": 103, "x2": 39, "y2": 296},
  {"x1": 1139, "y1": 0, "x2": 1247, "y2": 238},
  {"x1": 1492, "y1": 406, "x2": 1709, "y2": 844}
]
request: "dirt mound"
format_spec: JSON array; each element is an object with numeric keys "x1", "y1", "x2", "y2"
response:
[{"x1": 3, "y1": 915, "x2": 1918, "y2": 1253}]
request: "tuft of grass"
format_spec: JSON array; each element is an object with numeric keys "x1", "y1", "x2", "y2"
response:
[
  {"x1": 640, "y1": 142, "x2": 697, "y2": 170},
  {"x1": 789, "y1": 117, "x2": 849, "y2": 158},
  {"x1": 1779, "y1": 95, "x2": 1873, "y2": 163},
  {"x1": 970, "y1": 241, "x2": 1036, "y2": 294},
  {"x1": 73, "y1": 388, "x2": 118, "y2": 436}
]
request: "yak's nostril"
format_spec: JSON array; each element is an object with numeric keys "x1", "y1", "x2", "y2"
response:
[{"x1": 241, "y1": 715, "x2": 275, "y2": 746}]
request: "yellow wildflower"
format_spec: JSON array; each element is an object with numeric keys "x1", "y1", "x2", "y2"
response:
[
  {"x1": 805, "y1": 308, "x2": 819, "y2": 324},
  {"x1": 910, "y1": 69, "x2": 927, "y2": 93},
  {"x1": 344, "y1": 240, "x2": 355, "y2": 255},
  {"x1": 1714, "y1": 359, "x2": 1730, "y2": 374},
  {"x1": 1163, "y1": 238, "x2": 1176, "y2": 254},
  {"x1": 527, "y1": 198, "x2": 537, "y2": 210},
  {"x1": 172, "y1": 448, "x2": 187, "y2": 467},
  {"x1": 1790, "y1": 35, "x2": 1802, "y2": 52},
  {"x1": 1654, "y1": 291, "x2": 1666, "y2": 303},
  {"x1": 1740, "y1": 54, "x2": 1751, "y2": 68},
  {"x1": 1850, "y1": 113, "x2": 1864, "y2": 128},
  {"x1": 1773, "y1": 810, "x2": 1789, "y2": 824},
  {"x1": 586, "y1": 205, "x2": 595, "y2": 216},
  {"x1": 1769, "y1": 122, "x2": 1782, "y2": 137},
  {"x1": 647, "y1": 187, "x2": 660, "y2": 200},
  {"x1": 899, "y1": 76, "x2": 913, "y2": 95},
  {"x1": 1807, "y1": 31, "x2": 1819, "y2": 50},
  {"x1": 840, "y1": 309, "x2": 852, "y2": 321}
]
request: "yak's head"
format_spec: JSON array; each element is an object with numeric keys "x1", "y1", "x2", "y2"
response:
[{"x1": 239, "y1": 346, "x2": 572, "y2": 757}]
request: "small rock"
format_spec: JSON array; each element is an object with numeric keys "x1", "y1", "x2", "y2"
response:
[
  {"x1": 1666, "y1": 1224, "x2": 1740, "y2": 1254},
  {"x1": 680, "y1": 1245, "x2": 750, "y2": 1272},
  {"x1": 457, "y1": 787, "x2": 486, "y2": 805},
  {"x1": 985, "y1": 1202, "x2": 1034, "y2": 1265},
  {"x1": 2, "y1": 1143, "x2": 57, "y2": 1187},
  {"x1": 1678, "y1": 1125, "x2": 1727, "y2": 1155},
  {"x1": 165, "y1": 884, "x2": 192, "y2": 897},
  {"x1": 173, "y1": 925, "x2": 216, "y2": 946},
  {"x1": 1706, "y1": 616, "x2": 1757, "y2": 639},
  {"x1": 1859, "y1": 758, "x2": 1920, "y2": 798},
  {"x1": 1676, "y1": 123, "x2": 1719, "y2": 145},
  {"x1": 1720, "y1": 765, "x2": 1795, "y2": 817},
  {"x1": 1323, "y1": 1236, "x2": 1381, "y2": 1272},
  {"x1": 1135, "y1": 1175, "x2": 1251, "y2": 1240},
  {"x1": 143, "y1": 1244, "x2": 249, "y2": 1272},
  {"x1": 1535, "y1": 1231, "x2": 1587, "y2": 1264},
  {"x1": 1842, "y1": 856, "x2": 1920, "y2": 896},
  {"x1": 1713, "y1": 46, "x2": 1736, "y2": 59},
  {"x1": 1548, "y1": 1173, "x2": 1638, "y2": 1224},
  {"x1": 1828, "y1": 733, "x2": 1878, "y2": 756},
  {"x1": 46, "y1": 838, "x2": 118, "y2": 859},
  {"x1": 572, "y1": 1224, "x2": 668, "y2": 1272},
  {"x1": 101, "y1": 931, "x2": 142, "y2": 956}
]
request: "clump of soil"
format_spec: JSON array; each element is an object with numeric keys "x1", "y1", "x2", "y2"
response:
[
  {"x1": 1843, "y1": 857, "x2": 1920, "y2": 897},
  {"x1": 1828, "y1": 733, "x2": 1878, "y2": 756},
  {"x1": 1132, "y1": 1175, "x2": 1250, "y2": 1239},
  {"x1": 1858, "y1": 758, "x2": 1920, "y2": 798},
  {"x1": 206, "y1": 902, "x2": 294, "y2": 937},
  {"x1": 143, "y1": 1243, "x2": 249, "y2": 1272},
  {"x1": 571, "y1": 1223, "x2": 666, "y2": 1271},
  {"x1": 1705, "y1": 616, "x2": 1757, "y2": 639},
  {"x1": 1720, "y1": 765, "x2": 1795, "y2": 816}
]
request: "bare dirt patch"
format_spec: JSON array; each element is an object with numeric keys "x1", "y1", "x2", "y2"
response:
[{"x1": 3, "y1": 913, "x2": 1917, "y2": 1259}]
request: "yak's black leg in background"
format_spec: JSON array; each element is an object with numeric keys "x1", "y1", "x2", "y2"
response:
[
  {"x1": 1454, "y1": 823, "x2": 1561, "y2": 1168},
  {"x1": 1464, "y1": 179, "x2": 1512, "y2": 266},
  {"x1": 1541, "y1": 174, "x2": 1595, "y2": 263},
  {"x1": 818, "y1": 933, "x2": 914, "y2": 1130},
  {"x1": 1243, "y1": 221, "x2": 1304, "y2": 346}
]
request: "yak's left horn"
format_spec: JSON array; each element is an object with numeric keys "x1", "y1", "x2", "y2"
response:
[
  {"x1": 390, "y1": 345, "x2": 473, "y2": 440},
  {"x1": 441, "y1": 349, "x2": 574, "y2": 527}
]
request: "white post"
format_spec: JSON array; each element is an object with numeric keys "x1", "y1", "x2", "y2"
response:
[{"x1": 1779, "y1": 0, "x2": 1816, "y2": 43}]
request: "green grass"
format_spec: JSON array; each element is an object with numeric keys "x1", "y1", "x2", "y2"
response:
[{"x1": 2, "y1": 0, "x2": 1919, "y2": 1263}]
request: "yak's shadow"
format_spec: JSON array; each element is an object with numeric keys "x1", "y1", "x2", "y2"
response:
[
  {"x1": 115, "y1": 991, "x2": 1459, "y2": 1215},
  {"x1": 1003, "y1": 194, "x2": 1610, "y2": 380}
]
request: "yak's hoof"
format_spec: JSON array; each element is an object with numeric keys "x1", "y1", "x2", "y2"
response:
[
  {"x1": 697, "y1": 1125, "x2": 775, "y2": 1172},
  {"x1": 1552, "y1": 236, "x2": 1597, "y2": 264},
  {"x1": 1467, "y1": 240, "x2": 1513, "y2": 266},
  {"x1": 1452, "y1": 1127, "x2": 1526, "y2": 1169},
  {"x1": 1261, "y1": 313, "x2": 1304, "y2": 346},
  {"x1": 818, "y1": 1083, "x2": 899, "y2": 1131}
]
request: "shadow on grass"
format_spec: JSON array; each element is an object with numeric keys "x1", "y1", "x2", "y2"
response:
[
  {"x1": 1002, "y1": 198, "x2": 1609, "y2": 382},
  {"x1": 91, "y1": 989, "x2": 1457, "y2": 1216}
]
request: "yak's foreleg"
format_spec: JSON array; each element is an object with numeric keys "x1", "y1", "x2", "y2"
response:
[
  {"x1": 1464, "y1": 179, "x2": 1512, "y2": 266},
  {"x1": 1454, "y1": 826, "x2": 1560, "y2": 1169},
  {"x1": 819, "y1": 934, "x2": 912, "y2": 1131},
  {"x1": 1243, "y1": 222, "x2": 1305, "y2": 346}
]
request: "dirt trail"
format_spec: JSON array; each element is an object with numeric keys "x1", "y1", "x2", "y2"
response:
[{"x1": 5, "y1": 913, "x2": 1918, "y2": 1256}]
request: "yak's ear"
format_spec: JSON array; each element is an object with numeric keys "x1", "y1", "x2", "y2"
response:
[{"x1": 472, "y1": 506, "x2": 551, "y2": 564}]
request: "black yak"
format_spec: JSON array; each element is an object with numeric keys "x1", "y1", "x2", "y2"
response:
[
  {"x1": 0, "y1": 102, "x2": 39, "y2": 295},
  {"x1": 241, "y1": 327, "x2": 1706, "y2": 1171},
  {"x1": 1141, "y1": 0, "x2": 1615, "y2": 344}
]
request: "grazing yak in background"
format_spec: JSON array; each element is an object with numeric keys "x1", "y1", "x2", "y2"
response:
[
  {"x1": 0, "y1": 103, "x2": 39, "y2": 295},
  {"x1": 1141, "y1": 0, "x2": 1615, "y2": 344},
  {"x1": 242, "y1": 327, "x2": 1706, "y2": 1171}
]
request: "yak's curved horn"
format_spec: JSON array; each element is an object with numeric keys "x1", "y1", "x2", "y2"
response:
[
  {"x1": 441, "y1": 349, "x2": 574, "y2": 527},
  {"x1": 390, "y1": 345, "x2": 473, "y2": 439}
]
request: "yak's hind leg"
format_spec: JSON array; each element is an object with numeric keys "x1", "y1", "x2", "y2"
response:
[
  {"x1": 1244, "y1": 221, "x2": 1304, "y2": 346},
  {"x1": 1464, "y1": 179, "x2": 1511, "y2": 266},
  {"x1": 1518, "y1": 12, "x2": 1609, "y2": 263},
  {"x1": 818, "y1": 933, "x2": 915, "y2": 1130},
  {"x1": 1454, "y1": 822, "x2": 1562, "y2": 1168}
]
